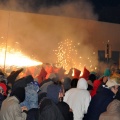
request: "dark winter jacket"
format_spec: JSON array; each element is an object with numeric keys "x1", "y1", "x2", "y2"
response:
[
  {"x1": 84, "y1": 87, "x2": 114, "y2": 120},
  {"x1": 27, "y1": 108, "x2": 39, "y2": 120},
  {"x1": 38, "y1": 98, "x2": 64, "y2": 120},
  {"x1": 7, "y1": 68, "x2": 23, "y2": 85},
  {"x1": 12, "y1": 75, "x2": 34, "y2": 91},
  {"x1": 57, "y1": 102, "x2": 73, "y2": 120}
]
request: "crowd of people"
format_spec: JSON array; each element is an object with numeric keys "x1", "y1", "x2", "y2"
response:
[{"x1": 0, "y1": 63, "x2": 120, "y2": 120}]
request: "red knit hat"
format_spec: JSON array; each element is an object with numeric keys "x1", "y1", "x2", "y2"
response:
[{"x1": 0, "y1": 83, "x2": 7, "y2": 96}]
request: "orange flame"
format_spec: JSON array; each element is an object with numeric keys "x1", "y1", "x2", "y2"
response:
[{"x1": 0, "y1": 47, "x2": 42, "y2": 68}]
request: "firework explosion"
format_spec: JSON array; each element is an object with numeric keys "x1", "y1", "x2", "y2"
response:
[
  {"x1": 54, "y1": 39, "x2": 98, "y2": 73},
  {"x1": 0, "y1": 43, "x2": 42, "y2": 69}
]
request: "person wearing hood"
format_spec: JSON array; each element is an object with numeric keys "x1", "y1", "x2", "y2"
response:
[
  {"x1": 20, "y1": 81, "x2": 39, "y2": 110},
  {"x1": 62, "y1": 77, "x2": 71, "y2": 92},
  {"x1": 97, "y1": 68, "x2": 111, "y2": 93},
  {"x1": 57, "y1": 101, "x2": 73, "y2": 120},
  {"x1": 63, "y1": 78, "x2": 91, "y2": 120},
  {"x1": 7, "y1": 68, "x2": 23, "y2": 86},
  {"x1": 47, "y1": 80, "x2": 63, "y2": 104},
  {"x1": 99, "y1": 86, "x2": 120, "y2": 120},
  {"x1": 12, "y1": 75, "x2": 34, "y2": 92},
  {"x1": 38, "y1": 98, "x2": 65, "y2": 120},
  {"x1": 0, "y1": 87, "x2": 27, "y2": 120}
]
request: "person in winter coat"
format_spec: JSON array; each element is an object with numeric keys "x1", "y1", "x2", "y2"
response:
[
  {"x1": 57, "y1": 101, "x2": 73, "y2": 120},
  {"x1": 0, "y1": 87, "x2": 27, "y2": 120},
  {"x1": 20, "y1": 81, "x2": 39, "y2": 110},
  {"x1": 64, "y1": 78, "x2": 91, "y2": 120},
  {"x1": 99, "y1": 86, "x2": 120, "y2": 120},
  {"x1": 26, "y1": 108, "x2": 39, "y2": 120},
  {"x1": 7, "y1": 68, "x2": 23, "y2": 86},
  {"x1": 83, "y1": 76, "x2": 120, "y2": 120},
  {"x1": 12, "y1": 75, "x2": 34, "y2": 91},
  {"x1": 38, "y1": 98, "x2": 65, "y2": 120},
  {"x1": 62, "y1": 77, "x2": 71, "y2": 92},
  {"x1": 47, "y1": 80, "x2": 63, "y2": 104}
]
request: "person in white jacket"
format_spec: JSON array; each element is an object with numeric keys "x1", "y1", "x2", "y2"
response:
[{"x1": 64, "y1": 78, "x2": 91, "y2": 120}]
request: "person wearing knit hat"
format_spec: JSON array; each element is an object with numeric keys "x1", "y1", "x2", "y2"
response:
[
  {"x1": 96, "y1": 68, "x2": 111, "y2": 94},
  {"x1": 104, "y1": 68, "x2": 111, "y2": 77},
  {"x1": 0, "y1": 87, "x2": 27, "y2": 120},
  {"x1": 98, "y1": 68, "x2": 111, "y2": 80}
]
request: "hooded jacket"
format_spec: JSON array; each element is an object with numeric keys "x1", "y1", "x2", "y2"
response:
[
  {"x1": 12, "y1": 75, "x2": 34, "y2": 91},
  {"x1": 38, "y1": 98, "x2": 64, "y2": 120},
  {"x1": 20, "y1": 82, "x2": 39, "y2": 110},
  {"x1": 7, "y1": 68, "x2": 23, "y2": 86},
  {"x1": 57, "y1": 101, "x2": 73, "y2": 120},
  {"x1": 99, "y1": 99, "x2": 120, "y2": 120},
  {"x1": 0, "y1": 96, "x2": 27, "y2": 120},
  {"x1": 64, "y1": 78, "x2": 91, "y2": 120}
]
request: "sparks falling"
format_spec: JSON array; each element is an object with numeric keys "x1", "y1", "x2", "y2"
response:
[{"x1": 54, "y1": 39, "x2": 97, "y2": 72}]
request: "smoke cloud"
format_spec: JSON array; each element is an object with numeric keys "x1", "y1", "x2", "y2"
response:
[
  {"x1": 38, "y1": 1, "x2": 98, "y2": 20},
  {"x1": 0, "y1": 0, "x2": 119, "y2": 73}
]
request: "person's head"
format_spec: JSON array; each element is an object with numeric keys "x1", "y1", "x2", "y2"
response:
[
  {"x1": 103, "y1": 76, "x2": 109, "y2": 83},
  {"x1": 88, "y1": 74, "x2": 96, "y2": 83},
  {"x1": 0, "y1": 74, "x2": 7, "y2": 84},
  {"x1": 105, "y1": 76, "x2": 120, "y2": 94},
  {"x1": 101, "y1": 68, "x2": 111, "y2": 83},
  {"x1": 63, "y1": 77, "x2": 71, "y2": 92},
  {"x1": 7, "y1": 82, "x2": 12, "y2": 88},
  {"x1": 47, "y1": 84, "x2": 62, "y2": 104},
  {"x1": 110, "y1": 63, "x2": 119, "y2": 75},
  {"x1": 77, "y1": 78, "x2": 88, "y2": 90},
  {"x1": 10, "y1": 87, "x2": 25, "y2": 103},
  {"x1": 71, "y1": 78, "x2": 78, "y2": 88},
  {"x1": 0, "y1": 71, "x2": 4, "y2": 76},
  {"x1": 109, "y1": 85, "x2": 119, "y2": 94}
]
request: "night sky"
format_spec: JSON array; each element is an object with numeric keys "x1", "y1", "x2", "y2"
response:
[
  {"x1": 90, "y1": 0, "x2": 120, "y2": 24},
  {"x1": 0, "y1": 0, "x2": 120, "y2": 24}
]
